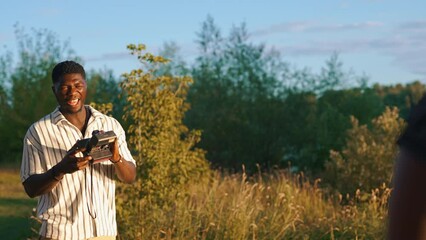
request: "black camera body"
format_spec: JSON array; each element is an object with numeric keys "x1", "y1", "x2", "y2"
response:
[{"x1": 75, "y1": 130, "x2": 117, "y2": 163}]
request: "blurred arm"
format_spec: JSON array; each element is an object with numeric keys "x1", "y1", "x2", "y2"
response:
[{"x1": 388, "y1": 149, "x2": 426, "y2": 240}]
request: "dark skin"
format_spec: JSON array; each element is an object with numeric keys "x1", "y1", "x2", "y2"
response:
[
  {"x1": 388, "y1": 149, "x2": 426, "y2": 240},
  {"x1": 23, "y1": 73, "x2": 136, "y2": 198}
]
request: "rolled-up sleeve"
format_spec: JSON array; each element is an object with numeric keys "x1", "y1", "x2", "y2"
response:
[
  {"x1": 115, "y1": 120, "x2": 136, "y2": 165},
  {"x1": 21, "y1": 130, "x2": 44, "y2": 182}
]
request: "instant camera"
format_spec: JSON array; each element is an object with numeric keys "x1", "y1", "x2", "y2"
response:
[{"x1": 75, "y1": 130, "x2": 117, "y2": 163}]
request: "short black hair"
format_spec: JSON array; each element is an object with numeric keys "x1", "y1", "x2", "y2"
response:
[{"x1": 52, "y1": 60, "x2": 86, "y2": 84}]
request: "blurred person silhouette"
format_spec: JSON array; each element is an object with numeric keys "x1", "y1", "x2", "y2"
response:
[{"x1": 388, "y1": 95, "x2": 426, "y2": 239}]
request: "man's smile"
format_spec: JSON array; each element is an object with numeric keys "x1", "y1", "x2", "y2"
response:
[{"x1": 66, "y1": 98, "x2": 80, "y2": 106}]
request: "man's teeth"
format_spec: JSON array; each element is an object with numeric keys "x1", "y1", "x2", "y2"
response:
[{"x1": 68, "y1": 99, "x2": 79, "y2": 106}]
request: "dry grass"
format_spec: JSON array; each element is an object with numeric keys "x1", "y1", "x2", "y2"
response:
[
  {"x1": 0, "y1": 169, "x2": 38, "y2": 240},
  {"x1": 0, "y1": 168, "x2": 389, "y2": 239},
  {"x1": 117, "y1": 170, "x2": 390, "y2": 239}
]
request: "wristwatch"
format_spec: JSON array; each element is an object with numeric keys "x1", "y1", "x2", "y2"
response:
[
  {"x1": 110, "y1": 154, "x2": 122, "y2": 164},
  {"x1": 51, "y1": 165, "x2": 63, "y2": 181}
]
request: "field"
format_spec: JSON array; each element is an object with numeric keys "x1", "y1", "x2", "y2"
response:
[
  {"x1": 0, "y1": 168, "x2": 37, "y2": 240},
  {"x1": 0, "y1": 166, "x2": 390, "y2": 239},
  {"x1": 116, "y1": 171, "x2": 390, "y2": 239}
]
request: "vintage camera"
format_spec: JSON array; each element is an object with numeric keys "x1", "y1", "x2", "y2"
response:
[{"x1": 75, "y1": 130, "x2": 117, "y2": 163}]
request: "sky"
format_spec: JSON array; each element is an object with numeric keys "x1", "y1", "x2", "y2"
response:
[{"x1": 0, "y1": 0, "x2": 425, "y2": 85}]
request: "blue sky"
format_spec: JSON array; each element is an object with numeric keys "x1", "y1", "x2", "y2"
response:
[{"x1": 0, "y1": 0, "x2": 425, "y2": 85}]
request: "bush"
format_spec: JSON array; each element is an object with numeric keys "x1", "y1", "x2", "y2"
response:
[
  {"x1": 115, "y1": 44, "x2": 211, "y2": 239},
  {"x1": 324, "y1": 107, "x2": 405, "y2": 195}
]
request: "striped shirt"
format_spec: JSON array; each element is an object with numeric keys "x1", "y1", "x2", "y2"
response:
[{"x1": 21, "y1": 106, "x2": 135, "y2": 240}]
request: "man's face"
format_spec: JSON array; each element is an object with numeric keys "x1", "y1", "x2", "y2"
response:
[{"x1": 52, "y1": 73, "x2": 87, "y2": 114}]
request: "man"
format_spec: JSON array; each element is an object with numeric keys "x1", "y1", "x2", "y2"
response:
[
  {"x1": 388, "y1": 95, "x2": 426, "y2": 239},
  {"x1": 20, "y1": 61, "x2": 136, "y2": 240}
]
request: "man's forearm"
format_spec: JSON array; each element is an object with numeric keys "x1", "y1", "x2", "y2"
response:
[
  {"x1": 23, "y1": 167, "x2": 64, "y2": 198},
  {"x1": 387, "y1": 150, "x2": 426, "y2": 239},
  {"x1": 113, "y1": 156, "x2": 136, "y2": 184}
]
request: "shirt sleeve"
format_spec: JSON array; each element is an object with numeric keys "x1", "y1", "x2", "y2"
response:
[
  {"x1": 20, "y1": 128, "x2": 45, "y2": 182},
  {"x1": 114, "y1": 120, "x2": 136, "y2": 165}
]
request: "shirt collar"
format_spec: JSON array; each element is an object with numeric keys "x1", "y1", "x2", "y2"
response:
[{"x1": 51, "y1": 105, "x2": 105, "y2": 125}]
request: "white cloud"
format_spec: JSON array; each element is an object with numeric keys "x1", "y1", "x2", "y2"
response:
[
  {"x1": 84, "y1": 20, "x2": 426, "y2": 78},
  {"x1": 253, "y1": 19, "x2": 426, "y2": 77},
  {"x1": 83, "y1": 41, "x2": 198, "y2": 63},
  {"x1": 272, "y1": 38, "x2": 381, "y2": 57},
  {"x1": 84, "y1": 52, "x2": 132, "y2": 62},
  {"x1": 398, "y1": 20, "x2": 426, "y2": 31},
  {"x1": 251, "y1": 21, "x2": 384, "y2": 37}
]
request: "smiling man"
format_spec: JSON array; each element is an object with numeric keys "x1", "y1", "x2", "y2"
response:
[{"x1": 20, "y1": 61, "x2": 136, "y2": 240}]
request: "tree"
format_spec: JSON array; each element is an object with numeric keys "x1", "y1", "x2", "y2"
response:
[
  {"x1": 85, "y1": 68, "x2": 125, "y2": 123},
  {"x1": 187, "y1": 17, "x2": 289, "y2": 172},
  {"x1": 374, "y1": 81, "x2": 426, "y2": 119},
  {"x1": 0, "y1": 26, "x2": 121, "y2": 163},
  {"x1": 0, "y1": 26, "x2": 78, "y2": 163},
  {"x1": 324, "y1": 107, "x2": 405, "y2": 194},
  {"x1": 280, "y1": 92, "x2": 319, "y2": 171},
  {"x1": 116, "y1": 44, "x2": 211, "y2": 238},
  {"x1": 156, "y1": 41, "x2": 189, "y2": 77}
]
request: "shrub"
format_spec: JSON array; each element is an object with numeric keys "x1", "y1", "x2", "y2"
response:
[
  {"x1": 325, "y1": 107, "x2": 405, "y2": 195},
  {"x1": 116, "y1": 44, "x2": 211, "y2": 239}
]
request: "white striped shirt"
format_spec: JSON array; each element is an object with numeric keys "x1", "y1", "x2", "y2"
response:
[{"x1": 21, "y1": 106, "x2": 135, "y2": 240}]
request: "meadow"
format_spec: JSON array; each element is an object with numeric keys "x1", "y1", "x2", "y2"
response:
[
  {"x1": 116, "y1": 170, "x2": 390, "y2": 239},
  {"x1": 0, "y1": 168, "x2": 37, "y2": 240},
  {"x1": 0, "y1": 167, "x2": 389, "y2": 240}
]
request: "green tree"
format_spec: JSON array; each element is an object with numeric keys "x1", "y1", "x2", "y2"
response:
[
  {"x1": 185, "y1": 16, "x2": 380, "y2": 174},
  {"x1": 314, "y1": 88, "x2": 384, "y2": 170},
  {"x1": 0, "y1": 26, "x2": 122, "y2": 163},
  {"x1": 280, "y1": 92, "x2": 318, "y2": 171},
  {"x1": 156, "y1": 41, "x2": 189, "y2": 77},
  {"x1": 374, "y1": 81, "x2": 426, "y2": 119},
  {"x1": 287, "y1": 53, "x2": 367, "y2": 95},
  {"x1": 85, "y1": 68, "x2": 125, "y2": 123},
  {"x1": 0, "y1": 26, "x2": 78, "y2": 163},
  {"x1": 188, "y1": 17, "x2": 289, "y2": 172},
  {"x1": 280, "y1": 87, "x2": 385, "y2": 174},
  {"x1": 116, "y1": 44, "x2": 211, "y2": 238}
]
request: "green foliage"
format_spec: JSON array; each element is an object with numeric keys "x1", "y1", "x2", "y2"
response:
[
  {"x1": 325, "y1": 107, "x2": 405, "y2": 194},
  {"x1": 116, "y1": 44, "x2": 211, "y2": 239},
  {"x1": 85, "y1": 69, "x2": 126, "y2": 122},
  {"x1": 306, "y1": 88, "x2": 384, "y2": 171},
  {"x1": 188, "y1": 17, "x2": 289, "y2": 172},
  {"x1": 0, "y1": 26, "x2": 78, "y2": 163},
  {"x1": 89, "y1": 102, "x2": 113, "y2": 116},
  {"x1": 374, "y1": 81, "x2": 426, "y2": 119},
  {"x1": 186, "y1": 16, "x2": 385, "y2": 174},
  {"x1": 156, "y1": 41, "x2": 190, "y2": 77},
  {"x1": 288, "y1": 53, "x2": 368, "y2": 95},
  {"x1": 0, "y1": 26, "x2": 122, "y2": 163}
]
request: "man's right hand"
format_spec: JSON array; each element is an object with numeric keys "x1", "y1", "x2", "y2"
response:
[
  {"x1": 23, "y1": 144, "x2": 92, "y2": 198},
  {"x1": 55, "y1": 145, "x2": 92, "y2": 176}
]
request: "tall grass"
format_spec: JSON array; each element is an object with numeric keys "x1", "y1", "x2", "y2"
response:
[
  {"x1": 0, "y1": 169, "x2": 38, "y2": 240},
  {"x1": 117, "y1": 170, "x2": 390, "y2": 239}
]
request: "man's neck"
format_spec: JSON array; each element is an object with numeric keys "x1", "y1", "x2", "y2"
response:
[{"x1": 60, "y1": 106, "x2": 88, "y2": 133}]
